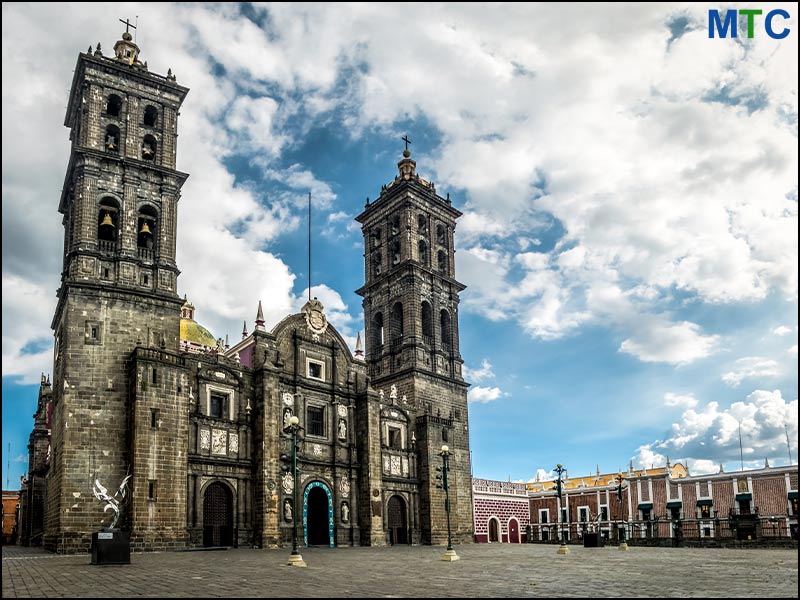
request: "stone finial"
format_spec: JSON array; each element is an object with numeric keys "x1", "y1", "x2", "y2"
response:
[
  {"x1": 94, "y1": 43, "x2": 102, "y2": 56},
  {"x1": 224, "y1": 334, "x2": 229, "y2": 350},
  {"x1": 764, "y1": 457, "x2": 770, "y2": 468},
  {"x1": 354, "y1": 332, "x2": 364, "y2": 359},
  {"x1": 718, "y1": 463, "x2": 724, "y2": 473},
  {"x1": 88, "y1": 45, "x2": 93, "y2": 54},
  {"x1": 242, "y1": 320, "x2": 249, "y2": 339},
  {"x1": 255, "y1": 300, "x2": 266, "y2": 331}
]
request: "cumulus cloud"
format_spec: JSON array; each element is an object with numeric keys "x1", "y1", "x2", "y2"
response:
[
  {"x1": 664, "y1": 392, "x2": 698, "y2": 408},
  {"x1": 619, "y1": 320, "x2": 719, "y2": 365},
  {"x1": 773, "y1": 325, "x2": 792, "y2": 336},
  {"x1": 633, "y1": 389, "x2": 798, "y2": 469},
  {"x1": 721, "y1": 357, "x2": 780, "y2": 387},
  {"x1": 463, "y1": 359, "x2": 495, "y2": 383},
  {"x1": 468, "y1": 386, "x2": 508, "y2": 404}
]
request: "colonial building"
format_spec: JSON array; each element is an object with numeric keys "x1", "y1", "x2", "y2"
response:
[
  {"x1": 20, "y1": 27, "x2": 473, "y2": 553},
  {"x1": 472, "y1": 461, "x2": 798, "y2": 545}
]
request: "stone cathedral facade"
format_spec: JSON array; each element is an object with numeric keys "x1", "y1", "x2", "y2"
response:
[{"x1": 19, "y1": 29, "x2": 474, "y2": 553}]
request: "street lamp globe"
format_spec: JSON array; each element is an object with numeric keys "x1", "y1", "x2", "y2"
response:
[
  {"x1": 289, "y1": 415, "x2": 299, "y2": 427},
  {"x1": 441, "y1": 445, "x2": 449, "y2": 453}
]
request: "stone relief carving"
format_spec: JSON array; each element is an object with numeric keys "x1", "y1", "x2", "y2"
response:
[
  {"x1": 229, "y1": 432, "x2": 239, "y2": 453},
  {"x1": 339, "y1": 478, "x2": 350, "y2": 498},
  {"x1": 211, "y1": 429, "x2": 227, "y2": 455},
  {"x1": 200, "y1": 429, "x2": 210, "y2": 451},
  {"x1": 390, "y1": 455, "x2": 401, "y2": 475},
  {"x1": 282, "y1": 473, "x2": 294, "y2": 494}
]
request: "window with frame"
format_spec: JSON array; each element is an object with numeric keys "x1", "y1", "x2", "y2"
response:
[
  {"x1": 307, "y1": 406, "x2": 325, "y2": 437},
  {"x1": 210, "y1": 392, "x2": 227, "y2": 419},
  {"x1": 388, "y1": 427, "x2": 402, "y2": 450},
  {"x1": 148, "y1": 480, "x2": 157, "y2": 501},
  {"x1": 600, "y1": 506, "x2": 608, "y2": 521},
  {"x1": 307, "y1": 359, "x2": 324, "y2": 381},
  {"x1": 539, "y1": 509, "x2": 548, "y2": 524},
  {"x1": 579, "y1": 507, "x2": 589, "y2": 522},
  {"x1": 700, "y1": 504, "x2": 711, "y2": 518},
  {"x1": 561, "y1": 508, "x2": 567, "y2": 523}
]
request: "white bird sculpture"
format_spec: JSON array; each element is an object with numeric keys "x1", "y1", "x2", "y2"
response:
[{"x1": 92, "y1": 472, "x2": 132, "y2": 529}]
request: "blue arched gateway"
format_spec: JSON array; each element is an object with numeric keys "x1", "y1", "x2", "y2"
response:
[{"x1": 303, "y1": 481, "x2": 334, "y2": 548}]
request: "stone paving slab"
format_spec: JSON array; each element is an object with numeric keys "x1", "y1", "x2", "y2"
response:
[{"x1": 2, "y1": 543, "x2": 797, "y2": 598}]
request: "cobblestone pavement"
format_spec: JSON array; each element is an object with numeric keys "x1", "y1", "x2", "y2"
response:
[{"x1": 3, "y1": 543, "x2": 797, "y2": 598}]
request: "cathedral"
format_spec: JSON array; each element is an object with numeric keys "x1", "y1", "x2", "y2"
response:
[{"x1": 19, "y1": 27, "x2": 474, "y2": 553}]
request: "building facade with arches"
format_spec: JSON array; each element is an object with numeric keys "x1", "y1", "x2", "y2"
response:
[{"x1": 19, "y1": 27, "x2": 473, "y2": 554}]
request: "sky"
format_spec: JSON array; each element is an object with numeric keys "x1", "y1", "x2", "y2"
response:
[{"x1": 2, "y1": 3, "x2": 797, "y2": 489}]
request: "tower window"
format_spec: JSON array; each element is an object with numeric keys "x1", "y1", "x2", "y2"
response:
[
  {"x1": 421, "y1": 302, "x2": 433, "y2": 341},
  {"x1": 372, "y1": 312, "x2": 384, "y2": 349},
  {"x1": 391, "y1": 302, "x2": 404, "y2": 341},
  {"x1": 441, "y1": 428, "x2": 448, "y2": 443},
  {"x1": 307, "y1": 406, "x2": 325, "y2": 437},
  {"x1": 106, "y1": 94, "x2": 122, "y2": 117},
  {"x1": 437, "y1": 250, "x2": 448, "y2": 274},
  {"x1": 437, "y1": 224, "x2": 446, "y2": 245},
  {"x1": 440, "y1": 310, "x2": 451, "y2": 351},
  {"x1": 150, "y1": 408, "x2": 159, "y2": 428},
  {"x1": 418, "y1": 214, "x2": 428, "y2": 235},
  {"x1": 391, "y1": 241, "x2": 401, "y2": 266},
  {"x1": 418, "y1": 240, "x2": 428, "y2": 265},
  {"x1": 152, "y1": 368, "x2": 158, "y2": 385},
  {"x1": 97, "y1": 199, "x2": 119, "y2": 245},
  {"x1": 148, "y1": 480, "x2": 157, "y2": 501},
  {"x1": 371, "y1": 228, "x2": 381, "y2": 248},
  {"x1": 104, "y1": 124, "x2": 120, "y2": 152},
  {"x1": 137, "y1": 205, "x2": 158, "y2": 253},
  {"x1": 143, "y1": 105, "x2": 158, "y2": 127},
  {"x1": 141, "y1": 134, "x2": 157, "y2": 161},
  {"x1": 372, "y1": 252, "x2": 382, "y2": 276},
  {"x1": 390, "y1": 215, "x2": 400, "y2": 236}
]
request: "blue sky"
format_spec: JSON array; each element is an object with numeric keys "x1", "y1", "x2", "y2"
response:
[{"x1": 2, "y1": 3, "x2": 797, "y2": 489}]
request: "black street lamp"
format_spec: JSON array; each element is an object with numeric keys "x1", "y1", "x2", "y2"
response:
[
  {"x1": 437, "y1": 445, "x2": 460, "y2": 561},
  {"x1": 554, "y1": 463, "x2": 569, "y2": 555},
  {"x1": 284, "y1": 415, "x2": 306, "y2": 567},
  {"x1": 615, "y1": 472, "x2": 628, "y2": 551}
]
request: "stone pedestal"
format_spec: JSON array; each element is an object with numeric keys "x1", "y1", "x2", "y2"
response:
[
  {"x1": 91, "y1": 529, "x2": 130, "y2": 565},
  {"x1": 441, "y1": 548, "x2": 460, "y2": 561}
]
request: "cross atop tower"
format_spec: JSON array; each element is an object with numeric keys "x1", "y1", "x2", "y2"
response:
[
  {"x1": 402, "y1": 135, "x2": 411, "y2": 152},
  {"x1": 119, "y1": 18, "x2": 137, "y2": 34}
]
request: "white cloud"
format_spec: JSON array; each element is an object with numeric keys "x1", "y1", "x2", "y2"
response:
[
  {"x1": 619, "y1": 320, "x2": 719, "y2": 365},
  {"x1": 634, "y1": 389, "x2": 798, "y2": 468},
  {"x1": 463, "y1": 359, "x2": 495, "y2": 383},
  {"x1": 789, "y1": 345, "x2": 798, "y2": 356},
  {"x1": 773, "y1": 325, "x2": 792, "y2": 336},
  {"x1": 664, "y1": 392, "x2": 698, "y2": 408},
  {"x1": 721, "y1": 357, "x2": 780, "y2": 387},
  {"x1": 468, "y1": 386, "x2": 508, "y2": 404}
]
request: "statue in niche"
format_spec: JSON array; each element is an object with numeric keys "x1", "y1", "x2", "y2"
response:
[
  {"x1": 338, "y1": 419, "x2": 347, "y2": 440},
  {"x1": 389, "y1": 384, "x2": 398, "y2": 403},
  {"x1": 284, "y1": 499, "x2": 293, "y2": 522},
  {"x1": 283, "y1": 407, "x2": 292, "y2": 430},
  {"x1": 341, "y1": 502, "x2": 350, "y2": 523}
]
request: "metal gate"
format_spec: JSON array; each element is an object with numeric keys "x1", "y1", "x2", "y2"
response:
[{"x1": 203, "y1": 482, "x2": 233, "y2": 547}]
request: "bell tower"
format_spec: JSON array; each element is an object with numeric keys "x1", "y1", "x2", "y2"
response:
[
  {"x1": 356, "y1": 144, "x2": 473, "y2": 544},
  {"x1": 45, "y1": 26, "x2": 189, "y2": 552}
]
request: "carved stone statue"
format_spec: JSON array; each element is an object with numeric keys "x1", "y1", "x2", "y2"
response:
[
  {"x1": 283, "y1": 407, "x2": 292, "y2": 430},
  {"x1": 92, "y1": 471, "x2": 132, "y2": 529},
  {"x1": 338, "y1": 419, "x2": 347, "y2": 440},
  {"x1": 284, "y1": 499, "x2": 293, "y2": 522},
  {"x1": 389, "y1": 384, "x2": 398, "y2": 402},
  {"x1": 341, "y1": 502, "x2": 350, "y2": 523}
]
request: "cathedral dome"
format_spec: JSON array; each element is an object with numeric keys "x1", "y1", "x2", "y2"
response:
[{"x1": 179, "y1": 297, "x2": 217, "y2": 351}]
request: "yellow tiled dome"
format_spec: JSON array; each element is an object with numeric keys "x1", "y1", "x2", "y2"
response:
[{"x1": 180, "y1": 318, "x2": 217, "y2": 347}]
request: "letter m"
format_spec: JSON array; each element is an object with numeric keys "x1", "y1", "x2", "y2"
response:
[{"x1": 709, "y1": 9, "x2": 737, "y2": 38}]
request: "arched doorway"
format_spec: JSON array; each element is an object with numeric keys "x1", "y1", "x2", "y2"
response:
[
  {"x1": 303, "y1": 482, "x2": 334, "y2": 548},
  {"x1": 488, "y1": 517, "x2": 500, "y2": 542},
  {"x1": 387, "y1": 495, "x2": 408, "y2": 545},
  {"x1": 203, "y1": 482, "x2": 233, "y2": 547},
  {"x1": 509, "y1": 517, "x2": 520, "y2": 543}
]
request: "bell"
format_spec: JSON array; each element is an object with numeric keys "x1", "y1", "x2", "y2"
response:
[
  {"x1": 139, "y1": 221, "x2": 152, "y2": 235},
  {"x1": 100, "y1": 212, "x2": 114, "y2": 228}
]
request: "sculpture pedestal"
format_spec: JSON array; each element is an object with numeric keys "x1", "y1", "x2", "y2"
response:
[{"x1": 91, "y1": 529, "x2": 130, "y2": 565}]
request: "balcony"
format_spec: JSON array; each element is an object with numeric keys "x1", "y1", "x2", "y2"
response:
[
  {"x1": 137, "y1": 247, "x2": 155, "y2": 261},
  {"x1": 98, "y1": 240, "x2": 118, "y2": 255}
]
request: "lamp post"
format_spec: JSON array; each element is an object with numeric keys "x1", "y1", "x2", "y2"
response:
[
  {"x1": 554, "y1": 463, "x2": 569, "y2": 555},
  {"x1": 284, "y1": 415, "x2": 306, "y2": 567},
  {"x1": 616, "y1": 473, "x2": 628, "y2": 551},
  {"x1": 437, "y1": 445, "x2": 460, "y2": 561}
]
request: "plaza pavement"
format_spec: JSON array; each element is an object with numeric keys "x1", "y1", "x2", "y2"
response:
[{"x1": 2, "y1": 542, "x2": 797, "y2": 598}]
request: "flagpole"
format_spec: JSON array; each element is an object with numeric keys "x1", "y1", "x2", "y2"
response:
[{"x1": 308, "y1": 192, "x2": 311, "y2": 301}]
